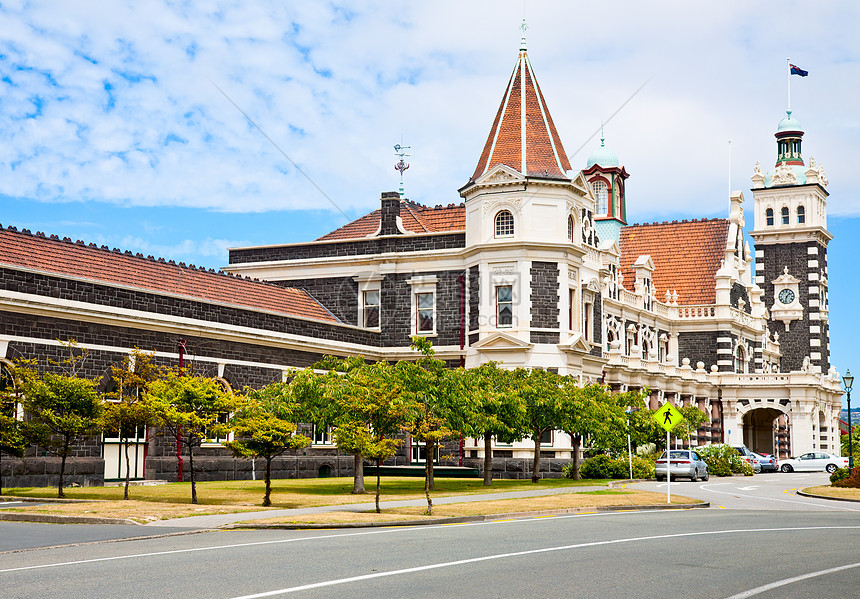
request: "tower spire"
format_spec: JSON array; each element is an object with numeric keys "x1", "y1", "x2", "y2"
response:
[
  {"x1": 520, "y1": 18, "x2": 528, "y2": 52},
  {"x1": 394, "y1": 140, "x2": 410, "y2": 199}
]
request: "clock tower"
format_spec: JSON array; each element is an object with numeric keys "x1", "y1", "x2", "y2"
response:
[{"x1": 750, "y1": 110, "x2": 831, "y2": 372}]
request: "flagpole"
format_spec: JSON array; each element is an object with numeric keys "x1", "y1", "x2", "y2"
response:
[{"x1": 787, "y1": 57, "x2": 791, "y2": 111}]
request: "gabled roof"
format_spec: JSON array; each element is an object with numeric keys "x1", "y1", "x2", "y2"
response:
[
  {"x1": 317, "y1": 201, "x2": 465, "y2": 241},
  {"x1": 471, "y1": 49, "x2": 571, "y2": 181},
  {"x1": 619, "y1": 219, "x2": 730, "y2": 305},
  {"x1": 0, "y1": 226, "x2": 340, "y2": 323}
]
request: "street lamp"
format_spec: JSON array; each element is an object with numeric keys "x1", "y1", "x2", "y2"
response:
[{"x1": 843, "y1": 369, "x2": 854, "y2": 470}]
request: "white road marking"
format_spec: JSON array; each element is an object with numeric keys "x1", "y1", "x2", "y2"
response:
[
  {"x1": 227, "y1": 526, "x2": 860, "y2": 598},
  {"x1": 0, "y1": 510, "x2": 626, "y2": 573},
  {"x1": 737, "y1": 486, "x2": 759, "y2": 491},
  {"x1": 723, "y1": 561, "x2": 860, "y2": 598},
  {"x1": 698, "y1": 483, "x2": 860, "y2": 511}
]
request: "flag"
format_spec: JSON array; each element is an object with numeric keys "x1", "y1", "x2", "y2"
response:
[{"x1": 789, "y1": 64, "x2": 808, "y2": 77}]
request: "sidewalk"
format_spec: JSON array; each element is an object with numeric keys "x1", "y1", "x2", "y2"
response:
[{"x1": 145, "y1": 484, "x2": 614, "y2": 529}]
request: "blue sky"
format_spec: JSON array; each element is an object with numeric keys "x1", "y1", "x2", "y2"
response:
[{"x1": 1, "y1": 1, "x2": 858, "y2": 402}]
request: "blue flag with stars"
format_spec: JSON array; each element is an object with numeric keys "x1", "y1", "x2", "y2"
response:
[{"x1": 790, "y1": 63, "x2": 809, "y2": 77}]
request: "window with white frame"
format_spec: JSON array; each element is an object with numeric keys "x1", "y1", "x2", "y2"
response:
[
  {"x1": 766, "y1": 208, "x2": 774, "y2": 226},
  {"x1": 592, "y1": 180, "x2": 608, "y2": 214},
  {"x1": 416, "y1": 292, "x2": 435, "y2": 333},
  {"x1": 362, "y1": 289, "x2": 380, "y2": 328},
  {"x1": 407, "y1": 275, "x2": 438, "y2": 336},
  {"x1": 496, "y1": 285, "x2": 513, "y2": 327},
  {"x1": 797, "y1": 205, "x2": 805, "y2": 224},
  {"x1": 583, "y1": 298, "x2": 593, "y2": 341},
  {"x1": 0, "y1": 361, "x2": 22, "y2": 421},
  {"x1": 411, "y1": 441, "x2": 439, "y2": 463},
  {"x1": 735, "y1": 345, "x2": 747, "y2": 374},
  {"x1": 781, "y1": 207, "x2": 790, "y2": 225},
  {"x1": 494, "y1": 210, "x2": 514, "y2": 237},
  {"x1": 567, "y1": 215, "x2": 575, "y2": 242},
  {"x1": 312, "y1": 424, "x2": 334, "y2": 445}
]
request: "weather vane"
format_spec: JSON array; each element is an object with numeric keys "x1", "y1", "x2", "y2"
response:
[{"x1": 394, "y1": 140, "x2": 411, "y2": 199}]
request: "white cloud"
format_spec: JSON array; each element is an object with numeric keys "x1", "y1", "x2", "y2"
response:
[{"x1": 1, "y1": 0, "x2": 859, "y2": 221}]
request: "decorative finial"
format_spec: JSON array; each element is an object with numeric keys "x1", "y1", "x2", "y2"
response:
[
  {"x1": 600, "y1": 121, "x2": 605, "y2": 147},
  {"x1": 519, "y1": 18, "x2": 528, "y2": 51},
  {"x1": 394, "y1": 140, "x2": 411, "y2": 199}
]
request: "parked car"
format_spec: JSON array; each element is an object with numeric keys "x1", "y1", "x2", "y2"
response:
[
  {"x1": 730, "y1": 444, "x2": 761, "y2": 473},
  {"x1": 655, "y1": 450, "x2": 709, "y2": 482},
  {"x1": 779, "y1": 452, "x2": 849, "y2": 473},
  {"x1": 752, "y1": 452, "x2": 778, "y2": 473}
]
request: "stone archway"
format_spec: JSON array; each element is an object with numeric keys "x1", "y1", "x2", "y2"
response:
[{"x1": 742, "y1": 407, "x2": 785, "y2": 455}]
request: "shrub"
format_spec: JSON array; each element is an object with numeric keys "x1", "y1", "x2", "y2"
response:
[
  {"x1": 693, "y1": 444, "x2": 752, "y2": 476},
  {"x1": 832, "y1": 466, "x2": 860, "y2": 488},
  {"x1": 567, "y1": 454, "x2": 654, "y2": 480},
  {"x1": 830, "y1": 467, "x2": 850, "y2": 485}
]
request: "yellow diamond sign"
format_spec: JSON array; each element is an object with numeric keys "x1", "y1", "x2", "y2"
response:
[{"x1": 654, "y1": 402, "x2": 684, "y2": 432}]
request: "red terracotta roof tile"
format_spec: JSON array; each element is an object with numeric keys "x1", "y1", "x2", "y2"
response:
[
  {"x1": 0, "y1": 227, "x2": 340, "y2": 323},
  {"x1": 619, "y1": 219, "x2": 729, "y2": 305},
  {"x1": 471, "y1": 51, "x2": 570, "y2": 180},
  {"x1": 316, "y1": 201, "x2": 465, "y2": 241}
]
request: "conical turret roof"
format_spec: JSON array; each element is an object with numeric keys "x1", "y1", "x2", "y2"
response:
[{"x1": 471, "y1": 48, "x2": 571, "y2": 180}]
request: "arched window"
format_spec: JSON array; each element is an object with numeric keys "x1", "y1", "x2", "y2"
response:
[
  {"x1": 766, "y1": 208, "x2": 774, "y2": 226},
  {"x1": 797, "y1": 205, "x2": 805, "y2": 224},
  {"x1": 781, "y1": 207, "x2": 789, "y2": 225},
  {"x1": 567, "y1": 215, "x2": 574, "y2": 242},
  {"x1": 735, "y1": 346, "x2": 746, "y2": 374},
  {"x1": 592, "y1": 180, "x2": 608, "y2": 214},
  {"x1": 494, "y1": 210, "x2": 514, "y2": 238},
  {"x1": 641, "y1": 340, "x2": 649, "y2": 361}
]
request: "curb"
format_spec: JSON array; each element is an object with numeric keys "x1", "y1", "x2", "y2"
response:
[
  {"x1": 224, "y1": 502, "x2": 711, "y2": 530},
  {"x1": 796, "y1": 489, "x2": 860, "y2": 503},
  {"x1": 0, "y1": 512, "x2": 140, "y2": 526},
  {"x1": 0, "y1": 496, "x2": 105, "y2": 504}
]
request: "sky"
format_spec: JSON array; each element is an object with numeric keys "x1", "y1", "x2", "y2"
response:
[{"x1": 1, "y1": 1, "x2": 859, "y2": 402}]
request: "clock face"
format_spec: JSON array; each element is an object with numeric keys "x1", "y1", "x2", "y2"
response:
[{"x1": 778, "y1": 289, "x2": 796, "y2": 304}]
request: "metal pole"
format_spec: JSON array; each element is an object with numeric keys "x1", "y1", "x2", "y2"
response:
[
  {"x1": 626, "y1": 413, "x2": 633, "y2": 480},
  {"x1": 666, "y1": 429, "x2": 671, "y2": 504},
  {"x1": 849, "y1": 388, "x2": 854, "y2": 470}
]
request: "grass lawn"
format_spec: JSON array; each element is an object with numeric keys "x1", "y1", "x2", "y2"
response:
[
  {"x1": 802, "y1": 485, "x2": 860, "y2": 500},
  {"x1": 1, "y1": 476, "x2": 612, "y2": 523}
]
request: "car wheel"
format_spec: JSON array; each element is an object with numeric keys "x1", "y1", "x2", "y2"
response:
[
  {"x1": 826, "y1": 464, "x2": 838, "y2": 473},
  {"x1": 781, "y1": 464, "x2": 793, "y2": 473},
  {"x1": 690, "y1": 469, "x2": 697, "y2": 482},
  {"x1": 702, "y1": 469, "x2": 709, "y2": 481},
  {"x1": 656, "y1": 475, "x2": 664, "y2": 482}
]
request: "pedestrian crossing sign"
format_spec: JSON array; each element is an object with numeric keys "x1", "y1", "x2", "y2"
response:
[{"x1": 654, "y1": 402, "x2": 684, "y2": 432}]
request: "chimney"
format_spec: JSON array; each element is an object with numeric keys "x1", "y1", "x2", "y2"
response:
[{"x1": 379, "y1": 191, "x2": 401, "y2": 235}]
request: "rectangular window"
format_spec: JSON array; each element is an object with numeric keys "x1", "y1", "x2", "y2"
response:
[
  {"x1": 312, "y1": 424, "x2": 333, "y2": 445},
  {"x1": 583, "y1": 301, "x2": 592, "y2": 341},
  {"x1": 540, "y1": 430, "x2": 553, "y2": 445},
  {"x1": 569, "y1": 289, "x2": 575, "y2": 331},
  {"x1": 363, "y1": 290, "x2": 380, "y2": 328},
  {"x1": 416, "y1": 292, "x2": 435, "y2": 333},
  {"x1": 496, "y1": 285, "x2": 513, "y2": 327},
  {"x1": 203, "y1": 413, "x2": 231, "y2": 444}
]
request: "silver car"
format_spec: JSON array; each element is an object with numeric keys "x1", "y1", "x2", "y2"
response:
[{"x1": 655, "y1": 450, "x2": 709, "y2": 482}]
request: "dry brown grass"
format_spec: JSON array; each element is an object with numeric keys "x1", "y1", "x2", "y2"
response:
[
  {"x1": 803, "y1": 485, "x2": 860, "y2": 500},
  {"x1": 241, "y1": 490, "x2": 700, "y2": 526},
  {"x1": 2, "y1": 501, "x2": 266, "y2": 524}
]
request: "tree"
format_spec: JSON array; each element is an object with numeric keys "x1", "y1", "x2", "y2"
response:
[
  {"x1": 225, "y1": 382, "x2": 311, "y2": 506},
  {"x1": 144, "y1": 369, "x2": 236, "y2": 504},
  {"x1": 509, "y1": 367, "x2": 568, "y2": 483},
  {"x1": 0, "y1": 368, "x2": 28, "y2": 495},
  {"x1": 101, "y1": 349, "x2": 159, "y2": 500},
  {"x1": 398, "y1": 337, "x2": 469, "y2": 514},
  {"x1": 14, "y1": 353, "x2": 103, "y2": 499},
  {"x1": 462, "y1": 363, "x2": 525, "y2": 486},
  {"x1": 842, "y1": 424, "x2": 859, "y2": 462},
  {"x1": 672, "y1": 405, "x2": 711, "y2": 447}
]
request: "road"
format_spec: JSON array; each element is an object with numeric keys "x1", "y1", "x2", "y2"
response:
[{"x1": 0, "y1": 473, "x2": 857, "y2": 598}]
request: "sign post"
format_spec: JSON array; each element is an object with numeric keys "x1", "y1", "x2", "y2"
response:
[{"x1": 654, "y1": 402, "x2": 685, "y2": 504}]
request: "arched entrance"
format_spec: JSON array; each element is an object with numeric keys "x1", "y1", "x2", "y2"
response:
[{"x1": 742, "y1": 408, "x2": 785, "y2": 455}]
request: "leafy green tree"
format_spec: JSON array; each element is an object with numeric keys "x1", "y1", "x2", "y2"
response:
[
  {"x1": 0, "y1": 369, "x2": 28, "y2": 496},
  {"x1": 14, "y1": 361, "x2": 103, "y2": 499},
  {"x1": 510, "y1": 367, "x2": 567, "y2": 483},
  {"x1": 102, "y1": 349, "x2": 159, "y2": 500},
  {"x1": 398, "y1": 337, "x2": 470, "y2": 514},
  {"x1": 672, "y1": 405, "x2": 710, "y2": 445},
  {"x1": 225, "y1": 382, "x2": 311, "y2": 506},
  {"x1": 144, "y1": 369, "x2": 237, "y2": 504},
  {"x1": 462, "y1": 363, "x2": 525, "y2": 485}
]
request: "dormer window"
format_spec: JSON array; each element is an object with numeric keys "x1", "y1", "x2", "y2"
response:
[
  {"x1": 592, "y1": 180, "x2": 608, "y2": 214},
  {"x1": 797, "y1": 205, "x2": 805, "y2": 224},
  {"x1": 494, "y1": 210, "x2": 514, "y2": 238},
  {"x1": 781, "y1": 207, "x2": 789, "y2": 225},
  {"x1": 766, "y1": 208, "x2": 774, "y2": 226}
]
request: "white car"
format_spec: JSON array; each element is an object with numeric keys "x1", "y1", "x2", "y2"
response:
[{"x1": 779, "y1": 452, "x2": 848, "y2": 473}]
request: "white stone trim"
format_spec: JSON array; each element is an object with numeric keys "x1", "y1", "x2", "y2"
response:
[
  {"x1": 807, "y1": 246, "x2": 818, "y2": 255},
  {"x1": 807, "y1": 260, "x2": 819, "y2": 268},
  {"x1": 807, "y1": 272, "x2": 819, "y2": 281}
]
